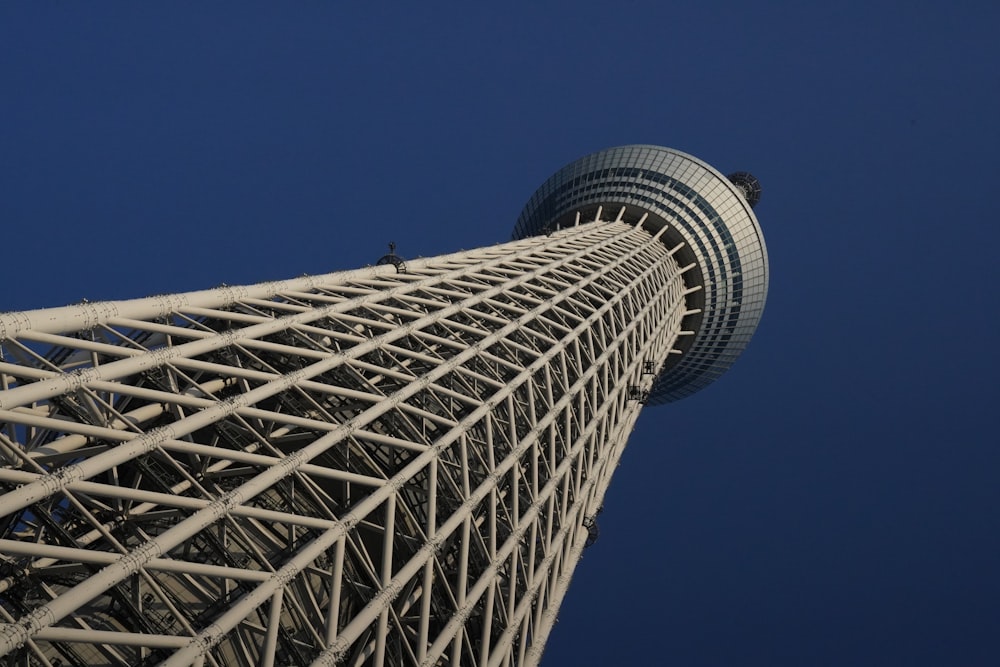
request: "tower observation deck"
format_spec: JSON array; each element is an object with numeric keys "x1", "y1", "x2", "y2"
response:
[{"x1": 0, "y1": 145, "x2": 767, "y2": 666}]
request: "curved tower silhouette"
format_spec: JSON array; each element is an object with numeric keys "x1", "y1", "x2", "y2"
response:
[{"x1": 0, "y1": 145, "x2": 767, "y2": 666}]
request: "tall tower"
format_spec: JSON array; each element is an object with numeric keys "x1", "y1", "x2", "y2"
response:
[{"x1": 0, "y1": 145, "x2": 767, "y2": 666}]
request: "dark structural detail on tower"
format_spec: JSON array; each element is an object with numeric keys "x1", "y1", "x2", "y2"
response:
[
  {"x1": 375, "y1": 242, "x2": 407, "y2": 274},
  {"x1": 0, "y1": 145, "x2": 768, "y2": 666},
  {"x1": 726, "y1": 172, "x2": 762, "y2": 209}
]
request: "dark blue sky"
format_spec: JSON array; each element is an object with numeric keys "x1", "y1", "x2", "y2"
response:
[{"x1": 3, "y1": 3, "x2": 999, "y2": 665}]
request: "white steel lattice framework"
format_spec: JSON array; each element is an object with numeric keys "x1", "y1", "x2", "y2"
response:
[{"x1": 0, "y1": 146, "x2": 768, "y2": 667}]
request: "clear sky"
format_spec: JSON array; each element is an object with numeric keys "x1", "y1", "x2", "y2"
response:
[{"x1": 2, "y1": 3, "x2": 999, "y2": 665}]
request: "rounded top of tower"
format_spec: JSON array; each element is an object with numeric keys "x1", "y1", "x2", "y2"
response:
[{"x1": 513, "y1": 144, "x2": 769, "y2": 404}]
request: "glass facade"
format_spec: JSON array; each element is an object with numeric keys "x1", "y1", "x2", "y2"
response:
[{"x1": 513, "y1": 145, "x2": 769, "y2": 403}]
